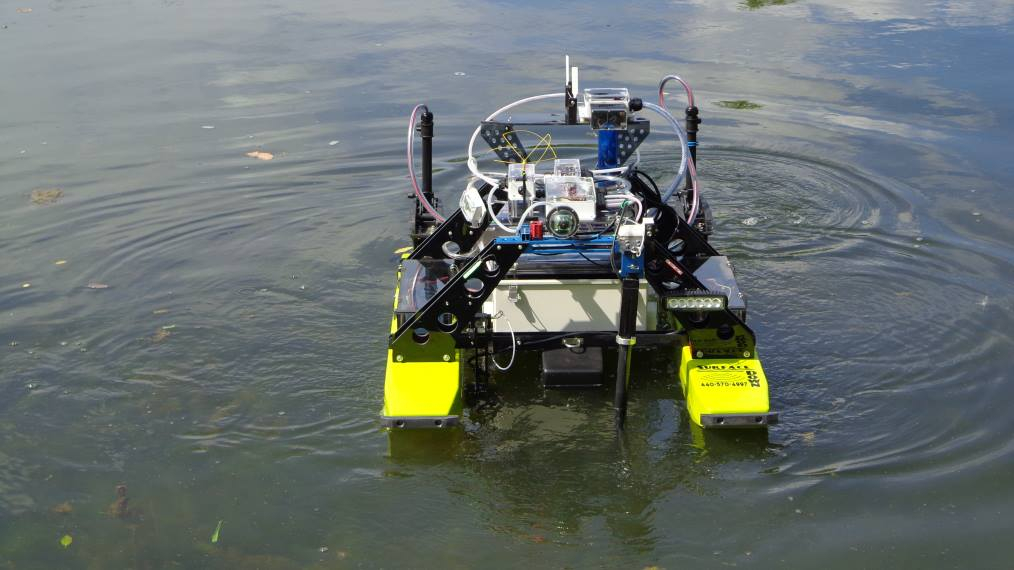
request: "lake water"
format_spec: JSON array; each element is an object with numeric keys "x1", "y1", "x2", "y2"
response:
[{"x1": 2, "y1": 1, "x2": 1013, "y2": 567}]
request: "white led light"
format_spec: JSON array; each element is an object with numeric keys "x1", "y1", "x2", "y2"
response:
[{"x1": 666, "y1": 296, "x2": 726, "y2": 311}]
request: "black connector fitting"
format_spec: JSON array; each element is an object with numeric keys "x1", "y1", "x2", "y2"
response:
[
  {"x1": 629, "y1": 97, "x2": 643, "y2": 112},
  {"x1": 566, "y1": 83, "x2": 578, "y2": 125}
]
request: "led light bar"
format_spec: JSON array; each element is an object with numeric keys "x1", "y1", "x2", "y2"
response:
[{"x1": 666, "y1": 296, "x2": 726, "y2": 311}]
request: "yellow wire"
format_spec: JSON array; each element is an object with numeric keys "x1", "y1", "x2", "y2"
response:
[
  {"x1": 475, "y1": 129, "x2": 559, "y2": 170},
  {"x1": 500, "y1": 129, "x2": 558, "y2": 168}
]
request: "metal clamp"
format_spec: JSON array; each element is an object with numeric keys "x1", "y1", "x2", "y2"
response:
[{"x1": 615, "y1": 335, "x2": 637, "y2": 346}]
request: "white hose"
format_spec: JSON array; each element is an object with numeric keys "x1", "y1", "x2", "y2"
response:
[
  {"x1": 485, "y1": 179, "x2": 514, "y2": 233},
  {"x1": 491, "y1": 312, "x2": 516, "y2": 371},
  {"x1": 685, "y1": 146, "x2": 701, "y2": 225},
  {"x1": 591, "y1": 149, "x2": 639, "y2": 175},
  {"x1": 441, "y1": 240, "x2": 480, "y2": 260},
  {"x1": 516, "y1": 201, "x2": 547, "y2": 232},
  {"x1": 481, "y1": 175, "x2": 548, "y2": 235},
  {"x1": 641, "y1": 102, "x2": 689, "y2": 204},
  {"x1": 603, "y1": 193, "x2": 643, "y2": 221},
  {"x1": 407, "y1": 104, "x2": 444, "y2": 223}
]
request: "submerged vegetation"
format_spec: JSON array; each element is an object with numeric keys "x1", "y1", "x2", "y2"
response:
[
  {"x1": 740, "y1": 0, "x2": 797, "y2": 9},
  {"x1": 715, "y1": 100, "x2": 764, "y2": 110}
]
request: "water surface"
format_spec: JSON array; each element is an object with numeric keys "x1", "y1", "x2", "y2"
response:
[{"x1": 2, "y1": 1, "x2": 1012, "y2": 567}]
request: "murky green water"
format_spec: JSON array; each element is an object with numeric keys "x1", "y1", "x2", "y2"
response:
[{"x1": 2, "y1": 1, "x2": 1013, "y2": 567}]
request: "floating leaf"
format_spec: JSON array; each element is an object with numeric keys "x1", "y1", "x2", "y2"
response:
[
  {"x1": 211, "y1": 520, "x2": 223, "y2": 543},
  {"x1": 60, "y1": 534, "x2": 72, "y2": 548},
  {"x1": 54, "y1": 260, "x2": 67, "y2": 265},
  {"x1": 152, "y1": 308, "x2": 170, "y2": 315},
  {"x1": 52, "y1": 501, "x2": 73, "y2": 515},
  {"x1": 151, "y1": 328, "x2": 171, "y2": 343},
  {"x1": 86, "y1": 282, "x2": 109, "y2": 289},
  {"x1": 245, "y1": 151, "x2": 274, "y2": 161},
  {"x1": 21, "y1": 283, "x2": 31, "y2": 288},
  {"x1": 16, "y1": 7, "x2": 33, "y2": 14},
  {"x1": 30, "y1": 188, "x2": 64, "y2": 205}
]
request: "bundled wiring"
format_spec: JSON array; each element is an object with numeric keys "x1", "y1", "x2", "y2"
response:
[{"x1": 629, "y1": 169, "x2": 679, "y2": 242}]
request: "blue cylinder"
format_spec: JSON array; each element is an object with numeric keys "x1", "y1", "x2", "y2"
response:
[{"x1": 596, "y1": 130, "x2": 619, "y2": 169}]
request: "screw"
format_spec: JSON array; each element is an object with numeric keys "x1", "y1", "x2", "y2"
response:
[
  {"x1": 442, "y1": 354, "x2": 451, "y2": 362},
  {"x1": 696, "y1": 351, "x2": 704, "y2": 358},
  {"x1": 743, "y1": 351, "x2": 751, "y2": 358},
  {"x1": 395, "y1": 355, "x2": 404, "y2": 362},
  {"x1": 497, "y1": 245, "x2": 502, "y2": 250}
]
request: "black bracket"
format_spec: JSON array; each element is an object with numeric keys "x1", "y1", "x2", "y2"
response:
[
  {"x1": 614, "y1": 117, "x2": 651, "y2": 165},
  {"x1": 478, "y1": 118, "x2": 650, "y2": 167},
  {"x1": 479, "y1": 123, "x2": 530, "y2": 164},
  {"x1": 643, "y1": 234, "x2": 757, "y2": 360},
  {"x1": 392, "y1": 239, "x2": 528, "y2": 362}
]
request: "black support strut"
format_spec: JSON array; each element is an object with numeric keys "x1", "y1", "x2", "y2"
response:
[
  {"x1": 613, "y1": 278, "x2": 640, "y2": 430},
  {"x1": 413, "y1": 108, "x2": 438, "y2": 243},
  {"x1": 421, "y1": 109, "x2": 434, "y2": 202},
  {"x1": 684, "y1": 105, "x2": 699, "y2": 191}
]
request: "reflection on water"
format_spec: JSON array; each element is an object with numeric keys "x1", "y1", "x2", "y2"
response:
[{"x1": 1, "y1": 0, "x2": 1013, "y2": 567}]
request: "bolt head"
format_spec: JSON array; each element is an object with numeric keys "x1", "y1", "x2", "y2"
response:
[
  {"x1": 695, "y1": 351, "x2": 704, "y2": 358},
  {"x1": 395, "y1": 354, "x2": 404, "y2": 362},
  {"x1": 442, "y1": 354, "x2": 451, "y2": 362},
  {"x1": 743, "y1": 351, "x2": 751, "y2": 358}
]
